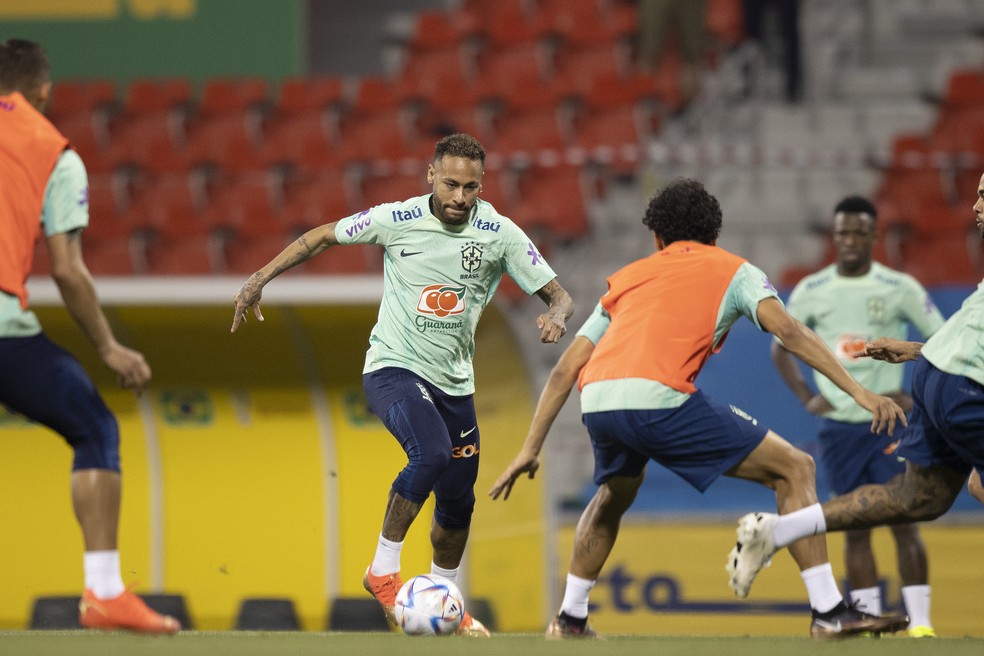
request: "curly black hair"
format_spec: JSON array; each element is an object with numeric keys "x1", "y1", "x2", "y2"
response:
[
  {"x1": 642, "y1": 178, "x2": 722, "y2": 245},
  {"x1": 434, "y1": 133, "x2": 485, "y2": 165}
]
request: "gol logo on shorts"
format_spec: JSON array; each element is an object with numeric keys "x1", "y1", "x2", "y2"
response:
[{"x1": 416, "y1": 284, "x2": 466, "y2": 317}]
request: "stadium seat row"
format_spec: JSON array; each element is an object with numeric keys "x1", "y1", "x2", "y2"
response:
[{"x1": 781, "y1": 66, "x2": 984, "y2": 288}]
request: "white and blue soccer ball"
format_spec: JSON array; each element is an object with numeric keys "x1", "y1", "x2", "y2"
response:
[{"x1": 393, "y1": 574, "x2": 464, "y2": 636}]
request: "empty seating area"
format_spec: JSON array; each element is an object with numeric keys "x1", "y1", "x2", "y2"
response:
[
  {"x1": 38, "y1": 0, "x2": 745, "y2": 277},
  {"x1": 779, "y1": 66, "x2": 984, "y2": 288}
]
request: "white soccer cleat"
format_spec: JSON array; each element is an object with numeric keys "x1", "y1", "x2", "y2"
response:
[{"x1": 727, "y1": 512, "x2": 778, "y2": 598}]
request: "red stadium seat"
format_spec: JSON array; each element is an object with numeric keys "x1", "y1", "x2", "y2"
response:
[
  {"x1": 941, "y1": 68, "x2": 984, "y2": 110},
  {"x1": 573, "y1": 104, "x2": 652, "y2": 173},
  {"x1": 274, "y1": 76, "x2": 345, "y2": 116},
  {"x1": 358, "y1": 171, "x2": 430, "y2": 210},
  {"x1": 704, "y1": 0, "x2": 745, "y2": 48},
  {"x1": 106, "y1": 111, "x2": 190, "y2": 172},
  {"x1": 202, "y1": 173, "x2": 281, "y2": 238},
  {"x1": 278, "y1": 168, "x2": 357, "y2": 233},
  {"x1": 143, "y1": 233, "x2": 222, "y2": 275},
  {"x1": 46, "y1": 79, "x2": 116, "y2": 123},
  {"x1": 122, "y1": 78, "x2": 192, "y2": 114},
  {"x1": 184, "y1": 115, "x2": 266, "y2": 172},
  {"x1": 262, "y1": 113, "x2": 342, "y2": 170},
  {"x1": 488, "y1": 106, "x2": 571, "y2": 160},
  {"x1": 197, "y1": 77, "x2": 270, "y2": 116},
  {"x1": 57, "y1": 112, "x2": 113, "y2": 174},
  {"x1": 510, "y1": 164, "x2": 593, "y2": 240}
]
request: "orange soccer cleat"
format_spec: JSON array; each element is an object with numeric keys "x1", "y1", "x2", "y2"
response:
[
  {"x1": 79, "y1": 588, "x2": 181, "y2": 634},
  {"x1": 456, "y1": 611, "x2": 490, "y2": 637},
  {"x1": 363, "y1": 567, "x2": 403, "y2": 628}
]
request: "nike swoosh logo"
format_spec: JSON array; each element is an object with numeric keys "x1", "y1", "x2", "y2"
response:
[
  {"x1": 460, "y1": 427, "x2": 477, "y2": 438},
  {"x1": 400, "y1": 249, "x2": 422, "y2": 257}
]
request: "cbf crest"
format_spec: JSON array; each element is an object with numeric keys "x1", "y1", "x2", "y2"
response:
[
  {"x1": 866, "y1": 296, "x2": 886, "y2": 322},
  {"x1": 461, "y1": 242, "x2": 483, "y2": 276}
]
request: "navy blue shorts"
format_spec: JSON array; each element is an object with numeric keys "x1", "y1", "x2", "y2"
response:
[
  {"x1": 0, "y1": 333, "x2": 120, "y2": 471},
  {"x1": 363, "y1": 367, "x2": 479, "y2": 530},
  {"x1": 896, "y1": 358, "x2": 984, "y2": 476},
  {"x1": 817, "y1": 418, "x2": 906, "y2": 496},
  {"x1": 582, "y1": 390, "x2": 768, "y2": 492}
]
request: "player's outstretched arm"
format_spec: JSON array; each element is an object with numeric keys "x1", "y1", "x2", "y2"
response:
[
  {"x1": 533, "y1": 278, "x2": 574, "y2": 343},
  {"x1": 859, "y1": 337, "x2": 924, "y2": 363},
  {"x1": 231, "y1": 222, "x2": 339, "y2": 332},
  {"x1": 490, "y1": 335, "x2": 594, "y2": 501},
  {"x1": 756, "y1": 298, "x2": 906, "y2": 436},
  {"x1": 770, "y1": 341, "x2": 834, "y2": 416},
  {"x1": 47, "y1": 230, "x2": 151, "y2": 393}
]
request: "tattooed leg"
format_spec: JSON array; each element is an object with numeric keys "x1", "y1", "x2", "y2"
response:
[
  {"x1": 823, "y1": 462, "x2": 966, "y2": 531},
  {"x1": 569, "y1": 473, "x2": 644, "y2": 580},
  {"x1": 380, "y1": 489, "x2": 425, "y2": 543}
]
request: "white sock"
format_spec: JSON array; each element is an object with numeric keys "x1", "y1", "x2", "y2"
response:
[
  {"x1": 83, "y1": 550, "x2": 125, "y2": 599},
  {"x1": 431, "y1": 562, "x2": 459, "y2": 585},
  {"x1": 800, "y1": 563, "x2": 842, "y2": 614},
  {"x1": 850, "y1": 586, "x2": 882, "y2": 616},
  {"x1": 774, "y1": 503, "x2": 827, "y2": 548},
  {"x1": 901, "y1": 584, "x2": 932, "y2": 628},
  {"x1": 559, "y1": 573, "x2": 595, "y2": 619},
  {"x1": 370, "y1": 535, "x2": 402, "y2": 576}
]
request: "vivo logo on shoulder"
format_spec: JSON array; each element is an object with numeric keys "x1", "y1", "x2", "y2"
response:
[
  {"x1": 392, "y1": 206, "x2": 423, "y2": 222},
  {"x1": 0, "y1": 99, "x2": 15, "y2": 112},
  {"x1": 345, "y1": 212, "x2": 372, "y2": 237}
]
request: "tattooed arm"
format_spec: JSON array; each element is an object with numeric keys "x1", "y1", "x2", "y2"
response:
[
  {"x1": 231, "y1": 222, "x2": 340, "y2": 332},
  {"x1": 534, "y1": 278, "x2": 574, "y2": 343}
]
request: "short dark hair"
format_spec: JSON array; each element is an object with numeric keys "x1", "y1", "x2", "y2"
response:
[
  {"x1": 833, "y1": 195, "x2": 878, "y2": 220},
  {"x1": 643, "y1": 177, "x2": 722, "y2": 245},
  {"x1": 434, "y1": 133, "x2": 485, "y2": 165},
  {"x1": 0, "y1": 39, "x2": 50, "y2": 96}
]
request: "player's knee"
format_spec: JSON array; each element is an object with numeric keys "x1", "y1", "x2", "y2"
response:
[
  {"x1": 785, "y1": 447, "x2": 816, "y2": 484},
  {"x1": 434, "y1": 493, "x2": 475, "y2": 530},
  {"x1": 68, "y1": 413, "x2": 121, "y2": 472},
  {"x1": 414, "y1": 445, "x2": 452, "y2": 475}
]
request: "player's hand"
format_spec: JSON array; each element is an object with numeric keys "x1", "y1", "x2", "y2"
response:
[
  {"x1": 489, "y1": 452, "x2": 540, "y2": 501},
  {"x1": 100, "y1": 343, "x2": 151, "y2": 395},
  {"x1": 804, "y1": 394, "x2": 834, "y2": 416},
  {"x1": 886, "y1": 391, "x2": 914, "y2": 414},
  {"x1": 856, "y1": 389, "x2": 907, "y2": 436},
  {"x1": 859, "y1": 338, "x2": 921, "y2": 363},
  {"x1": 231, "y1": 274, "x2": 265, "y2": 333},
  {"x1": 535, "y1": 313, "x2": 567, "y2": 344}
]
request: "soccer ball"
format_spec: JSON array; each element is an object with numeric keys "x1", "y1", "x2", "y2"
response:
[{"x1": 393, "y1": 574, "x2": 464, "y2": 636}]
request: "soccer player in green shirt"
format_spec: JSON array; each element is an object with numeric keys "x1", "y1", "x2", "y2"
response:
[
  {"x1": 731, "y1": 173, "x2": 984, "y2": 618},
  {"x1": 232, "y1": 133, "x2": 574, "y2": 636},
  {"x1": 772, "y1": 196, "x2": 944, "y2": 636}
]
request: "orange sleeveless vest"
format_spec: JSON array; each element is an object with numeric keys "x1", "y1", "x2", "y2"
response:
[
  {"x1": 578, "y1": 241, "x2": 747, "y2": 394},
  {"x1": 0, "y1": 91, "x2": 70, "y2": 309}
]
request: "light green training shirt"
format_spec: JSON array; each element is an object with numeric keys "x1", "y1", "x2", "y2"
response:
[
  {"x1": 784, "y1": 262, "x2": 945, "y2": 422},
  {"x1": 335, "y1": 195, "x2": 557, "y2": 395},
  {"x1": 575, "y1": 261, "x2": 780, "y2": 412},
  {"x1": 0, "y1": 149, "x2": 88, "y2": 337},
  {"x1": 922, "y1": 278, "x2": 984, "y2": 386}
]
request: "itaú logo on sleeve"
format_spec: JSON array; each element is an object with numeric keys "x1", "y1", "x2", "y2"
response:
[{"x1": 416, "y1": 284, "x2": 466, "y2": 318}]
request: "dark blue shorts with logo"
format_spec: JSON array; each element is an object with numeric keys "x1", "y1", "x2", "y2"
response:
[
  {"x1": 817, "y1": 418, "x2": 906, "y2": 496},
  {"x1": 582, "y1": 389, "x2": 768, "y2": 493},
  {"x1": 363, "y1": 366, "x2": 479, "y2": 529}
]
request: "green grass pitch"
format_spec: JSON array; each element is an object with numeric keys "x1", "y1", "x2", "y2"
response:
[{"x1": 0, "y1": 632, "x2": 982, "y2": 656}]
